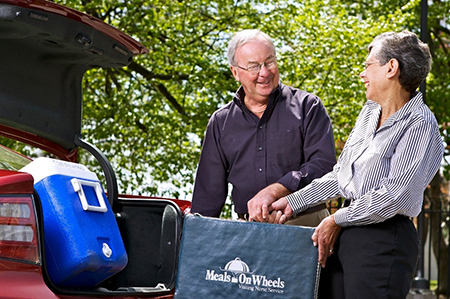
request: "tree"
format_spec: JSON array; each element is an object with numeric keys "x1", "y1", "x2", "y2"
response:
[
  {"x1": 58, "y1": 0, "x2": 280, "y2": 197},
  {"x1": 53, "y1": 0, "x2": 421, "y2": 198}
]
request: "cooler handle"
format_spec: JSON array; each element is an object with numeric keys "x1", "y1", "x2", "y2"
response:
[{"x1": 71, "y1": 178, "x2": 108, "y2": 213}]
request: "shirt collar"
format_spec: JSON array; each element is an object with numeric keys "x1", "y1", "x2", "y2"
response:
[
  {"x1": 394, "y1": 91, "x2": 423, "y2": 119},
  {"x1": 233, "y1": 82, "x2": 282, "y2": 109},
  {"x1": 386, "y1": 91, "x2": 424, "y2": 124},
  {"x1": 366, "y1": 91, "x2": 424, "y2": 126}
]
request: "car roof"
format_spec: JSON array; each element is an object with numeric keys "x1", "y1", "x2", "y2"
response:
[{"x1": 0, "y1": 0, "x2": 148, "y2": 153}]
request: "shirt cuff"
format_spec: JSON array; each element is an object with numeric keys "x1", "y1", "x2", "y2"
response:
[
  {"x1": 333, "y1": 208, "x2": 350, "y2": 227},
  {"x1": 285, "y1": 191, "x2": 307, "y2": 215}
]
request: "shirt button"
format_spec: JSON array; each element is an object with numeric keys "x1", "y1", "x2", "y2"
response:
[
  {"x1": 258, "y1": 168, "x2": 263, "y2": 172},
  {"x1": 259, "y1": 125, "x2": 263, "y2": 129},
  {"x1": 258, "y1": 147, "x2": 262, "y2": 151}
]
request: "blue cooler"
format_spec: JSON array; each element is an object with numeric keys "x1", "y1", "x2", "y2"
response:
[{"x1": 21, "y1": 157, "x2": 128, "y2": 288}]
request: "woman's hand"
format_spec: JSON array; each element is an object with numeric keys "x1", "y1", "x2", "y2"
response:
[{"x1": 312, "y1": 215, "x2": 342, "y2": 268}]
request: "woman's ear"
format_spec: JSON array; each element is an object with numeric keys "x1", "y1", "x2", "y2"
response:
[{"x1": 386, "y1": 58, "x2": 400, "y2": 79}]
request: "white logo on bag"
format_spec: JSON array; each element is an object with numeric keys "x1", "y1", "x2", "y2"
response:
[{"x1": 205, "y1": 257, "x2": 285, "y2": 294}]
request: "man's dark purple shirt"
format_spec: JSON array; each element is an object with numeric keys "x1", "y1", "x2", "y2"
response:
[{"x1": 191, "y1": 83, "x2": 336, "y2": 217}]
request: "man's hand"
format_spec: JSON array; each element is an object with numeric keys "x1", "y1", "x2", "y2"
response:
[
  {"x1": 311, "y1": 215, "x2": 341, "y2": 268},
  {"x1": 247, "y1": 183, "x2": 290, "y2": 222},
  {"x1": 267, "y1": 197, "x2": 294, "y2": 224}
]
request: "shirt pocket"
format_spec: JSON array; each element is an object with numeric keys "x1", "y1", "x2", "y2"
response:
[
  {"x1": 339, "y1": 134, "x2": 364, "y2": 163},
  {"x1": 367, "y1": 138, "x2": 396, "y2": 159},
  {"x1": 268, "y1": 129, "x2": 302, "y2": 167}
]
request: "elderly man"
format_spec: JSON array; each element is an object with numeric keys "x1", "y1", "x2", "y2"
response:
[{"x1": 191, "y1": 29, "x2": 336, "y2": 226}]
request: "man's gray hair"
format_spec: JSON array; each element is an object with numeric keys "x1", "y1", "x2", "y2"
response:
[
  {"x1": 227, "y1": 29, "x2": 275, "y2": 66},
  {"x1": 369, "y1": 30, "x2": 432, "y2": 93}
]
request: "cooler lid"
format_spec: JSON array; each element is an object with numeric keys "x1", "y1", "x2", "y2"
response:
[{"x1": 20, "y1": 157, "x2": 98, "y2": 184}]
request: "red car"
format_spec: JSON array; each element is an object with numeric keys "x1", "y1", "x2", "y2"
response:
[{"x1": 0, "y1": 0, "x2": 190, "y2": 298}]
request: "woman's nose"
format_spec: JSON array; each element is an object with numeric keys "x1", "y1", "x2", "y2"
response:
[{"x1": 359, "y1": 70, "x2": 366, "y2": 78}]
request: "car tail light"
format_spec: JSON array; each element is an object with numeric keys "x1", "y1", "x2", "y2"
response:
[{"x1": 0, "y1": 195, "x2": 39, "y2": 263}]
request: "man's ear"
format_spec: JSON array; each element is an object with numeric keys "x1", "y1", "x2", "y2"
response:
[
  {"x1": 386, "y1": 58, "x2": 400, "y2": 79},
  {"x1": 230, "y1": 66, "x2": 240, "y2": 81}
]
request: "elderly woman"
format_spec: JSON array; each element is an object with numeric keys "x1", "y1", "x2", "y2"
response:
[{"x1": 247, "y1": 31, "x2": 444, "y2": 298}]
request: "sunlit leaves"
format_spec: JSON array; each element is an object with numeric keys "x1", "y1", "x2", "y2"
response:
[{"x1": 50, "y1": 0, "x2": 448, "y2": 196}]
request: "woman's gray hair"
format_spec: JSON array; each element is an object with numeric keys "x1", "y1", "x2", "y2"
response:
[
  {"x1": 227, "y1": 29, "x2": 276, "y2": 66},
  {"x1": 369, "y1": 30, "x2": 432, "y2": 93}
]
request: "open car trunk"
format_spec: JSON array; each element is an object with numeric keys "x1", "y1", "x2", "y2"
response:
[
  {"x1": 101, "y1": 198, "x2": 182, "y2": 293},
  {"x1": 36, "y1": 195, "x2": 184, "y2": 297}
]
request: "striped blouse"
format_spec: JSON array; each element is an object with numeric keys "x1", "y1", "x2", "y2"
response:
[{"x1": 285, "y1": 92, "x2": 444, "y2": 227}]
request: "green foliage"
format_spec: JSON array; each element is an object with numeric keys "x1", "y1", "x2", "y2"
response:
[
  {"x1": 49, "y1": 0, "x2": 448, "y2": 197},
  {"x1": 426, "y1": 0, "x2": 450, "y2": 179}
]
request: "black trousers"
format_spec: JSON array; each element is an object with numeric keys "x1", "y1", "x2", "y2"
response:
[{"x1": 318, "y1": 215, "x2": 419, "y2": 299}]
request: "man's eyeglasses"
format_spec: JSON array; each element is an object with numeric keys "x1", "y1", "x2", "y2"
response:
[
  {"x1": 363, "y1": 61, "x2": 380, "y2": 70},
  {"x1": 236, "y1": 59, "x2": 277, "y2": 75}
]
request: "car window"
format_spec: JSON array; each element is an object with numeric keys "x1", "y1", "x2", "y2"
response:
[{"x1": 0, "y1": 145, "x2": 32, "y2": 171}]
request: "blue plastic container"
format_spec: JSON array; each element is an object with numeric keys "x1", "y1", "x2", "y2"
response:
[{"x1": 21, "y1": 157, "x2": 128, "y2": 288}]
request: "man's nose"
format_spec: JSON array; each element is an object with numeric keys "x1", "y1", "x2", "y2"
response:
[{"x1": 259, "y1": 63, "x2": 270, "y2": 75}]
